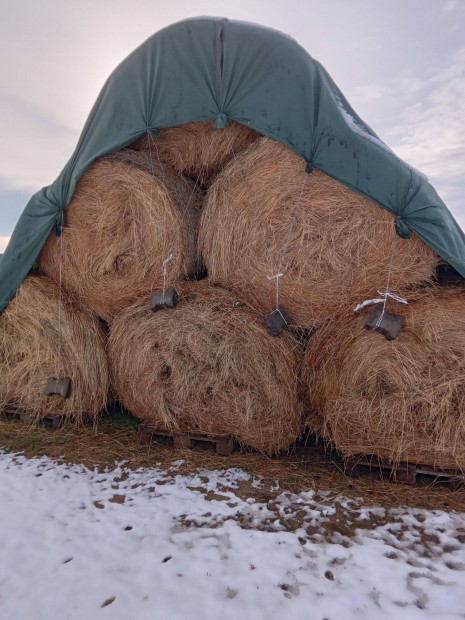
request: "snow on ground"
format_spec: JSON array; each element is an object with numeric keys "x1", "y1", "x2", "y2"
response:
[{"x1": 0, "y1": 452, "x2": 464, "y2": 620}]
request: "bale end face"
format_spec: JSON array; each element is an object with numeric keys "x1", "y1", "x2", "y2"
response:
[
  {"x1": 130, "y1": 120, "x2": 260, "y2": 186},
  {"x1": 302, "y1": 288, "x2": 465, "y2": 470},
  {"x1": 199, "y1": 137, "x2": 441, "y2": 328},
  {"x1": 38, "y1": 150, "x2": 202, "y2": 321},
  {"x1": 109, "y1": 281, "x2": 304, "y2": 455},
  {"x1": 0, "y1": 276, "x2": 109, "y2": 421}
]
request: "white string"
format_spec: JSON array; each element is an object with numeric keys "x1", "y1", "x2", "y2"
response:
[
  {"x1": 267, "y1": 272, "x2": 283, "y2": 310},
  {"x1": 268, "y1": 171, "x2": 309, "y2": 309},
  {"x1": 353, "y1": 291, "x2": 408, "y2": 313},
  {"x1": 57, "y1": 210, "x2": 65, "y2": 379},
  {"x1": 277, "y1": 173, "x2": 308, "y2": 275},
  {"x1": 162, "y1": 253, "x2": 173, "y2": 297},
  {"x1": 375, "y1": 235, "x2": 398, "y2": 328},
  {"x1": 353, "y1": 235, "x2": 404, "y2": 328},
  {"x1": 145, "y1": 130, "x2": 159, "y2": 296},
  {"x1": 145, "y1": 126, "x2": 218, "y2": 292}
]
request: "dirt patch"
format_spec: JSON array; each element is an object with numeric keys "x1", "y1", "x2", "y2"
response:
[{"x1": 0, "y1": 413, "x2": 464, "y2": 513}]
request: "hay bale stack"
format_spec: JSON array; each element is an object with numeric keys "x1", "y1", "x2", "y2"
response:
[
  {"x1": 0, "y1": 275, "x2": 109, "y2": 421},
  {"x1": 39, "y1": 149, "x2": 202, "y2": 321},
  {"x1": 301, "y1": 287, "x2": 465, "y2": 469},
  {"x1": 131, "y1": 120, "x2": 259, "y2": 186},
  {"x1": 109, "y1": 281, "x2": 304, "y2": 454},
  {"x1": 199, "y1": 138, "x2": 440, "y2": 328}
]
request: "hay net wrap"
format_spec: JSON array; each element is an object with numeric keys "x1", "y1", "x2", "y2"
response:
[{"x1": 1, "y1": 16, "x2": 464, "y2": 313}]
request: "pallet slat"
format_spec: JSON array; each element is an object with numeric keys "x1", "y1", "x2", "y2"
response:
[
  {"x1": 0, "y1": 404, "x2": 95, "y2": 429},
  {"x1": 344, "y1": 455, "x2": 464, "y2": 487},
  {"x1": 138, "y1": 424, "x2": 234, "y2": 456}
]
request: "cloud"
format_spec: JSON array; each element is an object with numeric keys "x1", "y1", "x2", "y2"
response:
[
  {"x1": 0, "y1": 91, "x2": 78, "y2": 193},
  {"x1": 353, "y1": 84, "x2": 385, "y2": 105},
  {"x1": 0, "y1": 237, "x2": 10, "y2": 253},
  {"x1": 0, "y1": 189, "x2": 33, "y2": 236},
  {"x1": 383, "y1": 47, "x2": 465, "y2": 228},
  {"x1": 444, "y1": 0, "x2": 459, "y2": 12}
]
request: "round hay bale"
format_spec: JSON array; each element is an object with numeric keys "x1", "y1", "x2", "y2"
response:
[
  {"x1": 301, "y1": 287, "x2": 465, "y2": 469},
  {"x1": 109, "y1": 281, "x2": 304, "y2": 455},
  {"x1": 199, "y1": 137, "x2": 440, "y2": 328},
  {"x1": 38, "y1": 149, "x2": 202, "y2": 321},
  {"x1": 0, "y1": 275, "x2": 109, "y2": 421},
  {"x1": 131, "y1": 120, "x2": 259, "y2": 186}
]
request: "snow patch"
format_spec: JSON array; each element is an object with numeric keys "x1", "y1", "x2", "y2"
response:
[{"x1": 0, "y1": 453, "x2": 464, "y2": 619}]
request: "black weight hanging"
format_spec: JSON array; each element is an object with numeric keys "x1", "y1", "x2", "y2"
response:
[
  {"x1": 44, "y1": 377, "x2": 72, "y2": 399},
  {"x1": 364, "y1": 304, "x2": 404, "y2": 341},
  {"x1": 150, "y1": 288, "x2": 178, "y2": 312},
  {"x1": 263, "y1": 305, "x2": 293, "y2": 337}
]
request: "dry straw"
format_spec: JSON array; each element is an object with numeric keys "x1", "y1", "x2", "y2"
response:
[
  {"x1": 199, "y1": 137, "x2": 440, "y2": 328},
  {"x1": 39, "y1": 149, "x2": 202, "y2": 321},
  {"x1": 109, "y1": 281, "x2": 304, "y2": 455},
  {"x1": 0, "y1": 275, "x2": 109, "y2": 421},
  {"x1": 301, "y1": 287, "x2": 465, "y2": 470},
  {"x1": 131, "y1": 120, "x2": 259, "y2": 186}
]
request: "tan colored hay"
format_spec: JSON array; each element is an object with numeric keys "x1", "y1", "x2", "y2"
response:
[
  {"x1": 109, "y1": 281, "x2": 304, "y2": 455},
  {"x1": 301, "y1": 287, "x2": 465, "y2": 469},
  {"x1": 131, "y1": 120, "x2": 259, "y2": 186},
  {"x1": 199, "y1": 137, "x2": 440, "y2": 328},
  {"x1": 38, "y1": 149, "x2": 202, "y2": 321},
  {"x1": 0, "y1": 275, "x2": 109, "y2": 421}
]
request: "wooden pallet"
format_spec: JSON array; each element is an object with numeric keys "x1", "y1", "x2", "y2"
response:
[
  {"x1": 344, "y1": 455, "x2": 465, "y2": 488},
  {"x1": 138, "y1": 425, "x2": 234, "y2": 456},
  {"x1": 1, "y1": 404, "x2": 65, "y2": 429},
  {"x1": 288, "y1": 434, "x2": 338, "y2": 461}
]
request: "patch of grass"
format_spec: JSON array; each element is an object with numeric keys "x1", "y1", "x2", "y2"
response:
[{"x1": 98, "y1": 404, "x2": 139, "y2": 430}]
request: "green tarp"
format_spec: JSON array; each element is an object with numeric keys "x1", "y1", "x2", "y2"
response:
[{"x1": 1, "y1": 16, "x2": 464, "y2": 313}]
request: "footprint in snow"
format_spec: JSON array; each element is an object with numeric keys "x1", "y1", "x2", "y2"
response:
[{"x1": 101, "y1": 596, "x2": 116, "y2": 608}]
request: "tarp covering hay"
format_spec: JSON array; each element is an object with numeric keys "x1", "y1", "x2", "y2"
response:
[
  {"x1": 39, "y1": 149, "x2": 202, "y2": 321},
  {"x1": 3, "y1": 17, "x2": 465, "y2": 316},
  {"x1": 199, "y1": 138, "x2": 441, "y2": 328},
  {"x1": 109, "y1": 281, "x2": 304, "y2": 454},
  {"x1": 131, "y1": 120, "x2": 259, "y2": 186},
  {"x1": 0, "y1": 276, "x2": 109, "y2": 421},
  {"x1": 301, "y1": 287, "x2": 465, "y2": 469}
]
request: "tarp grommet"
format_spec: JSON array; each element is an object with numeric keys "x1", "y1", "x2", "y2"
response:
[
  {"x1": 305, "y1": 162, "x2": 314, "y2": 174},
  {"x1": 214, "y1": 113, "x2": 228, "y2": 130},
  {"x1": 55, "y1": 212, "x2": 65, "y2": 237},
  {"x1": 395, "y1": 216, "x2": 412, "y2": 240}
]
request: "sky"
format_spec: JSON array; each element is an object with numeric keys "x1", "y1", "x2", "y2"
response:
[{"x1": 0, "y1": 0, "x2": 464, "y2": 250}]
